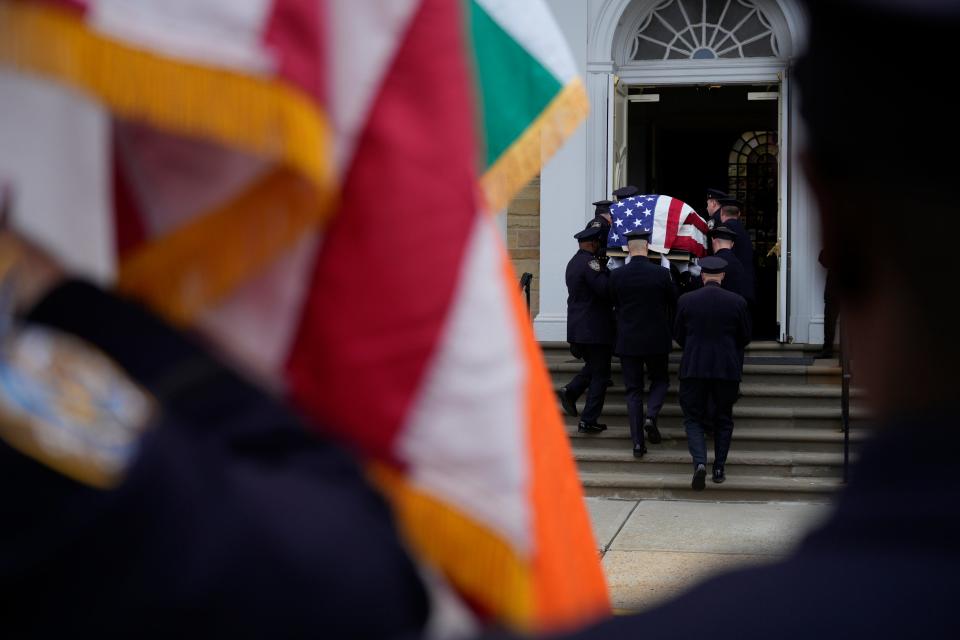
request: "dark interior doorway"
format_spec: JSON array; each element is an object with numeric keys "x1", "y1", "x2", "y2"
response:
[{"x1": 626, "y1": 84, "x2": 780, "y2": 340}]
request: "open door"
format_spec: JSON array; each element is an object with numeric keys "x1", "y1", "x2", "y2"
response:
[
  {"x1": 608, "y1": 75, "x2": 628, "y2": 193},
  {"x1": 777, "y1": 75, "x2": 789, "y2": 342}
]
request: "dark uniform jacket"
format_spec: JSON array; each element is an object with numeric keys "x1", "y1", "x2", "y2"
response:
[
  {"x1": 609, "y1": 257, "x2": 677, "y2": 357},
  {"x1": 566, "y1": 249, "x2": 615, "y2": 345},
  {"x1": 723, "y1": 218, "x2": 755, "y2": 303},
  {"x1": 715, "y1": 247, "x2": 749, "y2": 302},
  {"x1": 3, "y1": 281, "x2": 429, "y2": 637},
  {"x1": 674, "y1": 283, "x2": 751, "y2": 380}
]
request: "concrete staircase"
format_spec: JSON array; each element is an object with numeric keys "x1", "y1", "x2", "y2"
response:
[{"x1": 543, "y1": 342, "x2": 868, "y2": 502}]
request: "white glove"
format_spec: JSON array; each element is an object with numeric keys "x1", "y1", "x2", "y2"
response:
[{"x1": 660, "y1": 255, "x2": 671, "y2": 269}]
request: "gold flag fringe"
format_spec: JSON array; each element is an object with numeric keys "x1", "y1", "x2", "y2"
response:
[
  {"x1": 0, "y1": 1, "x2": 334, "y2": 192},
  {"x1": 480, "y1": 78, "x2": 589, "y2": 212}
]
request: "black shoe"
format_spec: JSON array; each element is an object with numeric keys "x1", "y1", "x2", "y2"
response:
[
  {"x1": 557, "y1": 387, "x2": 578, "y2": 417},
  {"x1": 605, "y1": 378, "x2": 614, "y2": 388},
  {"x1": 595, "y1": 422, "x2": 607, "y2": 432},
  {"x1": 813, "y1": 348, "x2": 834, "y2": 360},
  {"x1": 692, "y1": 464, "x2": 707, "y2": 491},
  {"x1": 712, "y1": 466, "x2": 726, "y2": 484},
  {"x1": 643, "y1": 417, "x2": 662, "y2": 444},
  {"x1": 577, "y1": 421, "x2": 603, "y2": 434},
  {"x1": 632, "y1": 444, "x2": 647, "y2": 459}
]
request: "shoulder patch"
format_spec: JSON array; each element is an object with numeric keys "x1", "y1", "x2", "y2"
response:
[
  {"x1": 588, "y1": 259, "x2": 601, "y2": 272},
  {"x1": 0, "y1": 326, "x2": 154, "y2": 489}
]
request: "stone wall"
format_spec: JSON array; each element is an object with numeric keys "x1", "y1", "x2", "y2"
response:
[{"x1": 506, "y1": 175, "x2": 541, "y2": 317}]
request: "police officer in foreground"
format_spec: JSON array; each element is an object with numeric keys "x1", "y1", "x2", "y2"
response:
[
  {"x1": 711, "y1": 225, "x2": 751, "y2": 304},
  {"x1": 557, "y1": 222, "x2": 615, "y2": 434},
  {"x1": 0, "y1": 227, "x2": 429, "y2": 636},
  {"x1": 608, "y1": 229, "x2": 677, "y2": 458},
  {"x1": 673, "y1": 256, "x2": 751, "y2": 489}
]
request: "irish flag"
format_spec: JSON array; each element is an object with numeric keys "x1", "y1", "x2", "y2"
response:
[{"x1": 0, "y1": 0, "x2": 606, "y2": 631}]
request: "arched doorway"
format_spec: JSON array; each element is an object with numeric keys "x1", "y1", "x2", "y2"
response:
[{"x1": 588, "y1": 0, "x2": 804, "y2": 341}]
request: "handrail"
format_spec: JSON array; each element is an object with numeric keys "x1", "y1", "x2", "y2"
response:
[
  {"x1": 519, "y1": 272, "x2": 533, "y2": 316},
  {"x1": 839, "y1": 316, "x2": 851, "y2": 483}
]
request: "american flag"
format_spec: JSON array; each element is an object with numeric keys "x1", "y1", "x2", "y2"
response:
[{"x1": 608, "y1": 194, "x2": 708, "y2": 257}]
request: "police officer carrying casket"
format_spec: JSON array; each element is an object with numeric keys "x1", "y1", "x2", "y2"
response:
[
  {"x1": 608, "y1": 228, "x2": 677, "y2": 458},
  {"x1": 711, "y1": 225, "x2": 751, "y2": 304},
  {"x1": 705, "y1": 187, "x2": 727, "y2": 230},
  {"x1": 557, "y1": 221, "x2": 615, "y2": 434},
  {"x1": 715, "y1": 197, "x2": 756, "y2": 306},
  {"x1": 673, "y1": 256, "x2": 751, "y2": 490},
  {"x1": 590, "y1": 199, "x2": 622, "y2": 271}
]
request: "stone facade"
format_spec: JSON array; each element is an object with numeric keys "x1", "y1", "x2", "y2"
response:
[{"x1": 506, "y1": 175, "x2": 542, "y2": 317}]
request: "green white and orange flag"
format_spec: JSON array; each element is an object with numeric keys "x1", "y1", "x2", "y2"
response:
[
  {"x1": 469, "y1": 0, "x2": 588, "y2": 211},
  {"x1": 0, "y1": 0, "x2": 606, "y2": 631}
]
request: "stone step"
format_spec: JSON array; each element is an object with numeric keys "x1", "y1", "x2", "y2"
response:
[
  {"x1": 559, "y1": 401, "x2": 870, "y2": 426},
  {"x1": 574, "y1": 446, "x2": 847, "y2": 478},
  {"x1": 547, "y1": 361, "x2": 843, "y2": 385},
  {"x1": 541, "y1": 340, "x2": 831, "y2": 359},
  {"x1": 566, "y1": 424, "x2": 868, "y2": 453},
  {"x1": 555, "y1": 382, "x2": 863, "y2": 410},
  {"x1": 580, "y1": 471, "x2": 842, "y2": 502}
]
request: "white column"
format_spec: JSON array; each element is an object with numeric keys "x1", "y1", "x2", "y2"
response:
[
  {"x1": 787, "y1": 77, "x2": 824, "y2": 345},
  {"x1": 537, "y1": 0, "x2": 591, "y2": 341}
]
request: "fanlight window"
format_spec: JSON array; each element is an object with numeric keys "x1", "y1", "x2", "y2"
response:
[{"x1": 629, "y1": 0, "x2": 780, "y2": 61}]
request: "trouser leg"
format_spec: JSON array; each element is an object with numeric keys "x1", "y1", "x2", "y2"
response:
[
  {"x1": 580, "y1": 344, "x2": 612, "y2": 424},
  {"x1": 564, "y1": 346, "x2": 591, "y2": 400},
  {"x1": 679, "y1": 379, "x2": 709, "y2": 467},
  {"x1": 712, "y1": 380, "x2": 740, "y2": 469},
  {"x1": 620, "y1": 356, "x2": 645, "y2": 447},
  {"x1": 644, "y1": 354, "x2": 670, "y2": 420}
]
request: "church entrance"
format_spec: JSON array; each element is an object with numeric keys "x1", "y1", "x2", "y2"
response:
[{"x1": 616, "y1": 83, "x2": 780, "y2": 340}]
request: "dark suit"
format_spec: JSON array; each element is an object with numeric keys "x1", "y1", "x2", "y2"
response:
[
  {"x1": 715, "y1": 247, "x2": 748, "y2": 302},
  {"x1": 3, "y1": 281, "x2": 429, "y2": 637},
  {"x1": 674, "y1": 283, "x2": 751, "y2": 469},
  {"x1": 524, "y1": 414, "x2": 960, "y2": 639},
  {"x1": 565, "y1": 249, "x2": 615, "y2": 424},
  {"x1": 609, "y1": 257, "x2": 677, "y2": 446}
]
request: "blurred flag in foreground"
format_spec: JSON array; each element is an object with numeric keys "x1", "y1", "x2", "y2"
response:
[{"x1": 0, "y1": 0, "x2": 607, "y2": 630}]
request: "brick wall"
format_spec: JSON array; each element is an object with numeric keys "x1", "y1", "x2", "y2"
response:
[{"x1": 506, "y1": 175, "x2": 541, "y2": 317}]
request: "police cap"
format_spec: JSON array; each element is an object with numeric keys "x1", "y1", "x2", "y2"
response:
[
  {"x1": 717, "y1": 197, "x2": 743, "y2": 210},
  {"x1": 575, "y1": 222, "x2": 604, "y2": 240},
  {"x1": 592, "y1": 200, "x2": 613, "y2": 214},
  {"x1": 612, "y1": 186, "x2": 640, "y2": 199},
  {"x1": 710, "y1": 226, "x2": 737, "y2": 242},
  {"x1": 624, "y1": 228, "x2": 651, "y2": 241},
  {"x1": 700, "y1": 256, "x2": 728, "y2": 274},
  {"x1": 706, "y1": 188, "x2": 728, "y2": 200}
]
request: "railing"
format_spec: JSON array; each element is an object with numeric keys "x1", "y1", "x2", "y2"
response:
[
  {"x1": 519, "y1": 272, "x2": 533, "y2": 316},
  {"x1": 839, "y1": 318, "x2": 851, "y2": 483}
]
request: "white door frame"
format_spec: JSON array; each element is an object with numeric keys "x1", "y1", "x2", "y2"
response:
[{"x1": 602, "y1": 65, "x2": 789, "y2": 341}]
